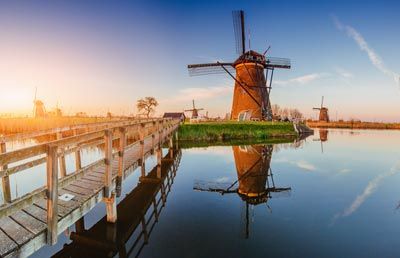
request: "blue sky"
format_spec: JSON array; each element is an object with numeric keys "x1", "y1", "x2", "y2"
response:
[{"x1": 0, "y1": 0, "x2": 399, "y2": 121}]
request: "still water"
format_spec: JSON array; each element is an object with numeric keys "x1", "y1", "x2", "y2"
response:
[{"x1": 29, "y1": 129, "x2": 400, "y2": 258}]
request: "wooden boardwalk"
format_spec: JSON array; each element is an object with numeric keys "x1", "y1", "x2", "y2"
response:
[
  {"x1": 0, "y1": 118, "x2": 180, "y2": 258},
  {"x1": 52, "y1": 147, "x2": 182, "y2": 258}
]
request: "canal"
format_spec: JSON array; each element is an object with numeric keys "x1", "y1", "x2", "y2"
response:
[{"x1": 11, "y1": 128, "x2": 400, "y2": 257}]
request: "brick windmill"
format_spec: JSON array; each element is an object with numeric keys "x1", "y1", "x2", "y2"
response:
[
  {"x1": 184, "y1": 99, "x2": 204, "y2": 119},
  {"x1": 188, "y1": 10, "x2": 291, "y2": 121},
  {"x1": 313, "y1": 96, "x2": 329, "y2": 122}
]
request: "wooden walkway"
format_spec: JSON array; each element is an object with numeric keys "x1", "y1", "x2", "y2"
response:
[
  {"x1": 52, "y1": 147, "x2": 182, "y2": 258},
  {"x1": 0, "y1": 118, "x2": 180, "y2": 258}
]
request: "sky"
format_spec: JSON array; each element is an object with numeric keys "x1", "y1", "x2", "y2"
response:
[{"x1": 0, "y1": 0, "x2": 399, "y2": 121}]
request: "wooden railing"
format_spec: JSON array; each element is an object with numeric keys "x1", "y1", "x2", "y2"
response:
[{"x1": 0, "y1": 118, "x2": 180, "y2": 245}]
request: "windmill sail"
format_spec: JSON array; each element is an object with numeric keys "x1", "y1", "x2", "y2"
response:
[
  {"x1": 232, "y1": 10, "x2": 246, "y2": 55},
  {"x1": 188, "y1": 62, "x2": 235, "y2": 76},
  {"x1": 265, "y1": 57, "x2": 291, "y2": 69}
]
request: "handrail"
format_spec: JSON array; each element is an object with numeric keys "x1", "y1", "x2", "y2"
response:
[
  {"x1": 0, "y1": 118, "x2": 180, "y2": 217},
  {"x1": 0, "y1": 118, "x2": 174, "y2": 168},
  {"x1": 0, "y1": 117, "x2": 159, "y2": 143}
]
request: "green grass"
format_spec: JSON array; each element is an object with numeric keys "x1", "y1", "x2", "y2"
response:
[{"x1": 178, "y1": 121, "x2": 297, "y2": 141}]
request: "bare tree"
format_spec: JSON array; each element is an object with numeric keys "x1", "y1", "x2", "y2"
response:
[
  {"x1": 271, "y1": 104, "x2": 281, "y2": 117},
  {"x1": 289, "y1": 108, "x2": 303, "y2": 120},
  {"x1": 136, "y1": 97, "x2": 158, "y2": 118}
]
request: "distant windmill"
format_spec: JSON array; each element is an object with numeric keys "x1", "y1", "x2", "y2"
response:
[
  {"x1": 33, "y1": 87, "x2": 46, "y2": 118},
  {"x1": 184, "y1": 100, "x2": 204, "y2": 119},
  {"x1": 313, "y1": 96, "x2": 329, "y2": 122},
  {"x1": 188, "y1": 10, "x2": 291, "y2": 121}
]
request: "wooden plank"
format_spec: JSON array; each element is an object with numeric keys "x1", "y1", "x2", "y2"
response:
[
  {"x1": 46, "y1": 144, "x2": 58, "y2": 245},
  {"x1": 0, "y1": 228, "x2": 18, "y2": 256},
  {"x1": 0, "y1": 216, "x2": 33, "y2": 245},
  {"x1": 104, "y1": 130, "x2": 112, "y2": 198},
  {"x1": 23, "y1": 205, "x2": 48, "y2": 223},
  {"x1": 0, "y1": 144, "x2": 47, "y2": 166},
  {"x1": 63, "y1": 184, "x2": 94, "y2": 197},
  {"x1": 10, "y1": 210, "x2": 46, "y2": 235},
  {"x1": 0, "y1": 157, "x2": 47, "y2": 177}
]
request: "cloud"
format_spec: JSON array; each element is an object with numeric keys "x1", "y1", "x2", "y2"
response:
[
  {"x1": 162, "y1": 85, "x2": 231, "y2": 105},
  {"x1": 274, "y1": 157, "x2": 317, "y2": 172},
  {"x1": 333, "y1": 15, "x2": 400, "y2": 85},
  {"x1": 339, "y1": 168, "x2": 351, "y2": 174},
  {"x1": 335, "y1": 67, "x2": 353, "y2": 79},
  {"x1": 333, "y1": 161, "x2": 400, "y2": 222},
  {"x1": 275, "y1": 73, "x2": 329, "y2": 86},
  {"x1": 296, "y1": 160, "x2": 316, "y2": 171}
]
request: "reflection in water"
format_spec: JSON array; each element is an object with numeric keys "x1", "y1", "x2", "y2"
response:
[
  {"x1": 333, "y1": 160, "x2": 400, "y2": 223},
  {"x1": 194, "y1": 144, "x2": 291, "y2": 238},
  {"x1": 313, "y1": 129, "x2": 328, "y2": 153},
  {"x1": 52, "y1": 147, "x2": 182, "y2": 258}
]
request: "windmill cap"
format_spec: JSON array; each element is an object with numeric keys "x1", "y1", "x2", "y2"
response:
[{"x1": 233, "y1": 50, "x2": 266, "y2": 67}]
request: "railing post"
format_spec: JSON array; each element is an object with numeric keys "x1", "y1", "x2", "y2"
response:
[
  {"x1": 152, "y1": 121, "x2": 156, "y2": 152},
  {"x1": 116, "y1": 127, "x2": 126, "y2": 197},
  {"x1": 0, "y1": 142, "x2": 11, "y2": 203},
  {"x1": 56, "y1": 132, "x2": 67, "y2": 177},
  {"x1": 73, "y1": 129, "x2": 82, "y2": 171},
  {"x1": 103, "y1": 129, "x2": 117, "y2": 223},
  {"x1": 156, "y1": 145, "x2": 162, "y2": 179},
  {"x1": 46, "y1": 144, "x2": 59, "y2": 245},
  {"x1": 139, "y1": 123, "x2": 146, "y2": 177}
]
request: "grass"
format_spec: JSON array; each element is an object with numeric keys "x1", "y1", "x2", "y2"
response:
[
  {"x1": 307, "y1": 121, "x2": 400, "y2": 130},
  {"x1": 178, "y1": 121, "x2": 296, "y2": 141},
  {"x1": 0, "y1": 117, "x2": 117, "y2": 135}
]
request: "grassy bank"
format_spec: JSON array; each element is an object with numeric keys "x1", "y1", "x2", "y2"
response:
[
  {"x1": 307, "y1": 121, "x2": 400, "y2": 130},
  {"x1": 0, "y1": 117, "x2": 116, "y2": 135},
  {"x1": 178, "y1": 121, "x2": 296, "y2": 141}
]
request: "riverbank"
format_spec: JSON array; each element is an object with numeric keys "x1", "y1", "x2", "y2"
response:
[
  {"x1": 178, "y1": 121, "x2": 297, "y2": 141},
  {"x1": 307, "y1": 121, "x2": 400, "y2": 130},
  {"x1": 0, "y1": 117, "x2": 116, "y2": 135}
]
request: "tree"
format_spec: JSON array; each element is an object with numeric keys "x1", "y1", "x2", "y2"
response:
[
  {"x1": 289, "y1": 108, "x2": 303, "y2": 120},
  {"x1": 136, "y1": 97, "x2": 158, "y2": 118}
]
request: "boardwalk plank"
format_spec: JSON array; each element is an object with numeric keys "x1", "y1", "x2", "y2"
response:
[
  {"x1": 0, "y1": 216, "x2": 33, "y2": 246},
  {"x1": 0, "y1": 228, "x2": 18, "y2": 256},
  {"x1": 23, "y1": 205, "x2": 47, "y2": 223},
  {"x1": 10, "y1": 210, "x2": 46, "y2": 235}
]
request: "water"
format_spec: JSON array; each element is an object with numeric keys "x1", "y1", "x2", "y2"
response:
[{"x1": 24, "y1": 129, "x2": 400, "y2": 257}]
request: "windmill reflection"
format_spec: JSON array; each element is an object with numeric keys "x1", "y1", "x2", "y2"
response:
[
  {"x1": 313, "y1": 129, "x2": 328, "y2": 153},
  {"x1": 194, "y1": 144, "x2": 291, "y2": 238},
  {"x1": 52, "y1": 147, "x2": 182, "y2": 258}
]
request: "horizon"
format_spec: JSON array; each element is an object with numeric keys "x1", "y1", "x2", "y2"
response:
[{"x1": 1, "y1": 0, "x2": 400, "y2": 122}]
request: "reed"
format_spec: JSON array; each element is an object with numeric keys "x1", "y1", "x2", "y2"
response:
[
  {"x1": 178, "y1": 121, "x2": 296, "y2": 140},
  {"x1": 0, "y1": 117, "x2": 114, "y2": 135},
  {"x1": 307, "y1": 121, "x2": 400, "y2": 130}
]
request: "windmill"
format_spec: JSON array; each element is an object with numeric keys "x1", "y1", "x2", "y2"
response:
[
  {"x1": 184, "y1": 99, "x2": 204, "y2": 119},
  {"x1": 194, "y1": 145, "x2": 291, "y2": 238},
  {"x1": 313, "y1": 96, "x2": 329, "y2": 122},
  {"x1": 33, "y1": 87, "x2": 46, "y2": 118},
  {"x1": 187, "y1": 10, "x2": 291, "y2": 121}
]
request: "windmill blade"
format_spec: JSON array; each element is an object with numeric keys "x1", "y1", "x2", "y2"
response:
[
  {"x1": 193, "y1": 179, "x2": 237, "y2": 194},
  {"x1": 321, "y1": 96, "x2": 324, "y2": 108},
  {"x1": 265, "y1": 57, "x2": 291, "y2": 69},
  {"x1": 187, "y1": 62, "x2": 235, "y2": 76},
  {"x1": 267, "y1": 187, "x2": 292, "y2": 198},
  {"x1": 232, "y1": 10, "x2": 245, "y2": 55}
]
